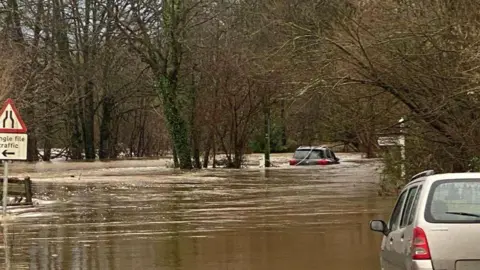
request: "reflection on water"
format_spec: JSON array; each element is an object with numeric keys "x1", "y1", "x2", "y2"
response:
[{"x1": 1, "y1": 160, "x2": 393, "y2": 269}]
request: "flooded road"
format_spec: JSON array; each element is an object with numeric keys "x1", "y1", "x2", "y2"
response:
[{"x1": 1, "y1": 155, "x2": 394, "y2": 269}]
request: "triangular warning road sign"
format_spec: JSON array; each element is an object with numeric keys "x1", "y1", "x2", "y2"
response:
[{"x1": 0, "y1": 99, "x2": 27, "y2": 133}]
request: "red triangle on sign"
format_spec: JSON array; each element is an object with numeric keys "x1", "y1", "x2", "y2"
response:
[{"x1": 0, "y1": 98, "x2": 28, "y2": 133}]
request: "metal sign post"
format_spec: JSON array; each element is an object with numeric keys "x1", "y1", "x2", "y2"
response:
[
  {"x1": 0, "y1": 99, "x2": 28, "y2": 217},
  {"x1": 377, "y1": 117, "x2": 407, "y2": 180},
  {"x1": 2, "y1": 161, "x2": 7, "y2": 216},
  {"x1": 399, "y1": 117, "x2": 406, "y2": 179},
  {"x1": 3, "y1": 220, "x2": 11, "y2": 269}
]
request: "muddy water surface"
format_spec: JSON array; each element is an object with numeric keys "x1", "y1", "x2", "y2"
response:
[{"x1": 1, "y1": 156, "x2": 394, "y2": 270}]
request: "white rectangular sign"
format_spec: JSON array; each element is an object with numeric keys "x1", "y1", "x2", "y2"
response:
[
  {"x1": 378, "y1": 136, "x2": 400, "y2": 146},
  {"x1": 0, "y1": 133, "x2": 28, "y2": 160}
]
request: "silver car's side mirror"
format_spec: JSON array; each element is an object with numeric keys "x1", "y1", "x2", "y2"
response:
[{"x1": 369, "y1": 220, "x2": 389, "y2": 236}]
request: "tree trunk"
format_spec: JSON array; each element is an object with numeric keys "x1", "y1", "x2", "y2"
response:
[
  {"x1": 202, "y1": 132, "x2": 213, "y2": 168},
  {"x1": 76, "y1": 0, "x2": 96, "y2": 161},
  {"x1": 172, "y1": 143, "x2": 179, "y2": 168},
  {"x1": 69, "y1": 105, "x2": 83, "y2": 160},
  {"x1": 212, "y1": 134, "x2": 216, "y2": 169},
  {"x1": 159, "y1": 0, "x2": 192, "y2": 169},
  {"x1": 24, "y1": 105, "x2": 38, "y2": 162},
  {"x1": 42, "y1": 98, "x2": 52, "y2": 162},
  {"x1": 159, "y1": 76, "x2": 192, "y2": 169},
  {"x1": 280, "y1": 101, "x2": 287, "y2": 147},
  {"x1": 99, "y1": 96, "x2": 113, "y2": 160},
  {"x1": 264, "y1": 101, "x2": 271, "y2": 168},
  {"x1": 27, "y1": 131, "x2": 38, "y2": 162},
  {"x1": 189, "y1": 74, "x2": 201, "y2": 169},
  {"x1": 83, "y1": 81, "x2": 96, "y2": 160},
  {"x1": 99, "y1": 0, "x2": 116, "y2": 160},
  {"x1": 233, "y1": 146, "x2": 243, "y2": 168},
  {"x1": 202, "y1": 147, "x2": 210, "y2": 168},
  {"x1": 137, "y1": 109, "x2": 147, "y2": 157},
  {"x1": 41, "y1": 96, "x2": 52, "y2": 162},
  {"x1": 110, "y1": 118, "x2": 120, "y2": 158},
  {"x1": 53, "y1": 0, "x2": 82, "y2": 160},
  {"x1": 42, "y1": 137, "x2": 51, "y2": 162},
  {"x1": 168, "y1": 109, "x2": 191, "y2": 169},
  {"x1": 193, "y1": 142, "x2": 201, "y2": 169},
  {"x1": 5, "y1": 0, "x2": 24, "y2": 42}
]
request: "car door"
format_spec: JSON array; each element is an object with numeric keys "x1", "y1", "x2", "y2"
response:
[
  {"x1": 403, "y1": 185, "x2": 423, "y2": 270},
  {"x1": 382, "y1": 190, "x2": 408, "y2": 270},
  {"x1": 391, "y1": 185, "x2": 421, "y2": 269}
]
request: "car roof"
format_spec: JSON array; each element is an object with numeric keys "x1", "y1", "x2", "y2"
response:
[
  {"x1": 426, "y1": 172, "x2": 480, "y2": 182},
  {"x1": 407, "y1": 172, "x2": 480, "y2": 187},
  {"x1": 296, "y1": 146, "x2": 330, "y2": 150}
]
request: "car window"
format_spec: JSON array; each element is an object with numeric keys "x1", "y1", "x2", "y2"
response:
[
  {"x1": 400, "y1": 186, "x2": 419, "y2": 228},
  {"x1": 325, "y1": 150, "x2": 332, "y2": 159},
  {"x1": 310, "y1": 150, "x2": 325, "y2": 159},
  {"x1": 407, "y1": 185, "x2": 422, "y2": 225},
  {"x1": 425, "y1": 179, "x2": 480, "y2": 223},
  {"x1": 389, "y1": 190, "x2": 408, "y2": 231},
  {"x1": 293, "y1": 150, "x2": 311, "y2": 159}
]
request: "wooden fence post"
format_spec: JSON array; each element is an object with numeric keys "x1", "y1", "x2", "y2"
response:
[{"x1": 24, "y1": 177, "x2": 33, "y2": 204}]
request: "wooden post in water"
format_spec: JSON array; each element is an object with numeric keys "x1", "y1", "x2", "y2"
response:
[{"x1": 24, "y1": 177, "x2": 32, "y2": 204}]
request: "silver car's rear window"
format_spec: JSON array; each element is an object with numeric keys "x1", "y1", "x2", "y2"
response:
[
  {"x1": 425, "y1": 179, "x2": 480, "y2": 223},
  {"x1": 293, "y1": 150, "x2": 311, "y2": 159},
  {"x1": 293, "y1": 149, "x2": 326, "y2": 159},
  {"x1": 310, "y1": 150, "x2": 326, "y2": 159}
]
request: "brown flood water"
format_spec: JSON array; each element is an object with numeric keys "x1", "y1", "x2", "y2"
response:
[{"x1": 1, "y1": 157, "x2": 394, "y2": 270}]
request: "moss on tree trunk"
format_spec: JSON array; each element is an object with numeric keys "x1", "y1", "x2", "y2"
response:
[{"x1": 158, "y1": 76, "x2": 192, "y2": 169}]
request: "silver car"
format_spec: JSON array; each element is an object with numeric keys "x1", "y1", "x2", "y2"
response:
[{"x1": 370, "y1": 170, "x2": 480, "y2": 270}]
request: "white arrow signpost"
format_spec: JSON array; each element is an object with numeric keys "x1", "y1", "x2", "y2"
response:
[
  {"x1": 0, "y1": 99, "x2": 28, "y2": 216},
  {"x1": 377, "y1": 117, "x2": 407, "y2": 180}
]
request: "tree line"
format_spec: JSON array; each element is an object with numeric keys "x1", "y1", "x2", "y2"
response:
[{"x1": 0, "y1": 0, "x2": 478, "y2": 173}]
